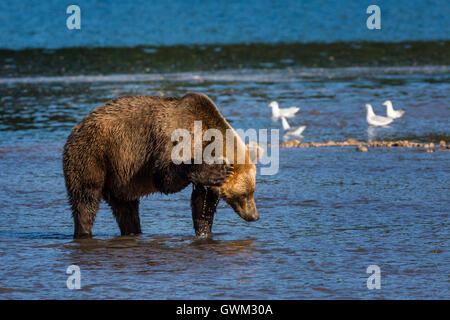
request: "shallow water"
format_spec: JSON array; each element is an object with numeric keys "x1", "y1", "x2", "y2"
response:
[{"x1": 0, "y1": 65, "x2": 449, "y2": 299}]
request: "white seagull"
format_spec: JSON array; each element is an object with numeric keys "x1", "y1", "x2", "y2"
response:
[
  {"x1": 382, "y1": 100, "x2": 405, "y2": 119},
  {"x1": 268, "y1": 101, "x2": 299, "y2": 118},
  {"x1": 281, "y1": 116, "x2": 306, "y2": 138},
  {"x1": 366, "y1": 104, "x2": 393, "y2": 127}
]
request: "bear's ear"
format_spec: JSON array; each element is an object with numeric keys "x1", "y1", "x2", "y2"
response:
[{"x1": 187, "y1": 161, "x2": 233, "y2": 187}]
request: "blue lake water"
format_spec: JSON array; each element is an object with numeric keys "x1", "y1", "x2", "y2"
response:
[
  {"x1": 0, "y1": 0, "x2": 449, "y2": 300},
  {"x1": 0, "y1": 0, "x2": 449, "y2": 49}
]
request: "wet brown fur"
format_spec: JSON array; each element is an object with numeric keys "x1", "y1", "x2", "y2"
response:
[{"x1": 63, "y1": 93, "x2": 257, "y2": 238}]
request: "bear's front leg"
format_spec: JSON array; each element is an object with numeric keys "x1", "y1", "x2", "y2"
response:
[{"x1": 191, "y1": 184, "x2": 220, "y2": 237}]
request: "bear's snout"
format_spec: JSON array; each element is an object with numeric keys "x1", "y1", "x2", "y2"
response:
[
  {"x1": 232, "y1": 198, "x2": 259, "y2": 222},
  {"x1": 242, "y1": 209, "x2": 259, "y2": 222}
]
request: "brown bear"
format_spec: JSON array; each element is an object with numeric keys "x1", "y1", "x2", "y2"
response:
[{"x1": 63, "y1": 93, "x2": 258, "y2": 238}]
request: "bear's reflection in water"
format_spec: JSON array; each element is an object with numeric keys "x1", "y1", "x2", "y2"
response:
[{"x1": 65, "y1": 235, "x2": 259, "y2": 273}]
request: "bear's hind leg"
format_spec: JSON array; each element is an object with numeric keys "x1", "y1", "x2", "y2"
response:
[
  {"x1": 71, "y1": 187, "x2": 102, "y2": 239},
  {"x1": 105, "y1": 194, "x2": 141, "y2": 236},
  {"x1": 191, "y1": 184, "x2": 219, "y2": 237}
]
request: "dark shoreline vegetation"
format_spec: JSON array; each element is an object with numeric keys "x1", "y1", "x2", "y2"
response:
[{"x1": 1, "y1": 41, "x2": 449, "y2": 77}]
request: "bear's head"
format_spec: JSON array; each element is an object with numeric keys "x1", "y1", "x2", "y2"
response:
[
  {"x1": 179, "y1": 92, "x2": 259, "y2": 222},
  {"x1": 212, "y1": 163, "x2": 258, "y2": 222}
]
